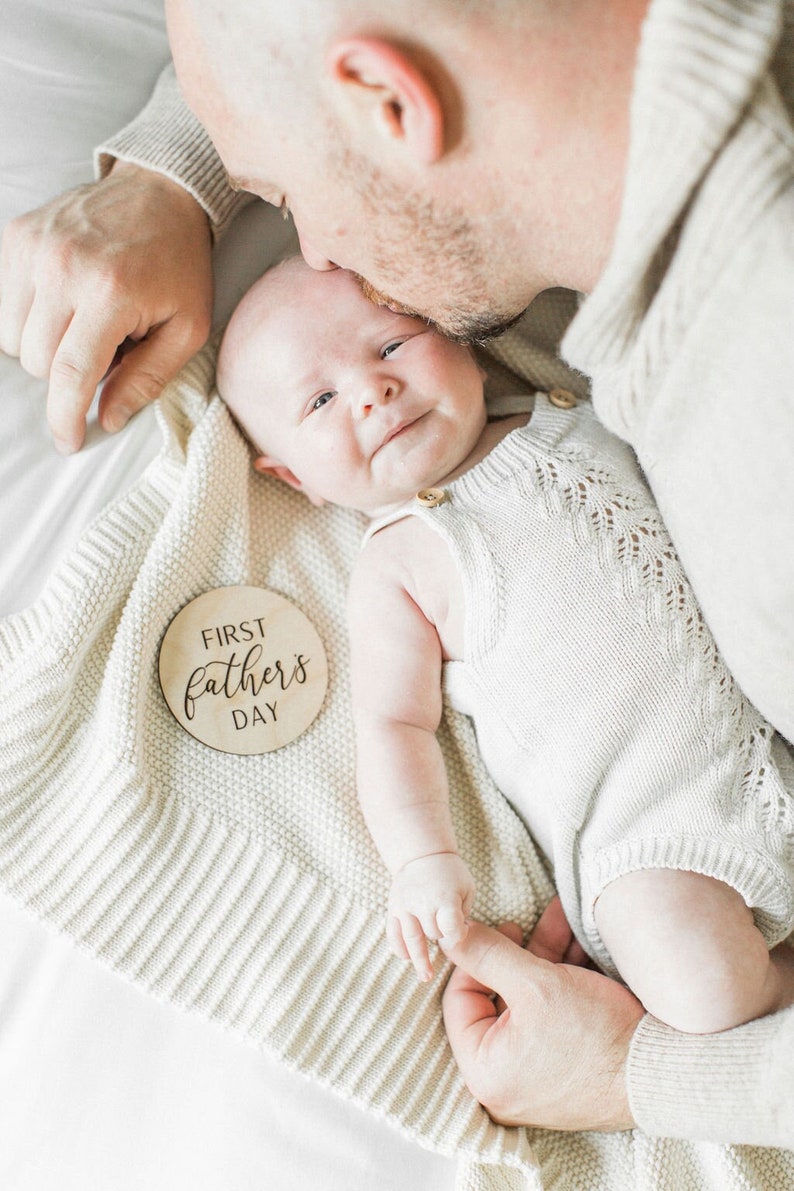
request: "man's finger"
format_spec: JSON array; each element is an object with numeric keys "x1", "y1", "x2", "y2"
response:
[
  {"x1": 525, "y1": 895, "x2": 572, "y2": 963},
  {"x1": 441, "y1": 920, "x2": 525, "y2": 979},
  {"x1": 18, "y1": 298, "x2": 73, "y2": 381},
  {"x1": 525, "y1": 896, "x2": 593, "y2": 968},
  {"x1": 442, "y1": 952, "x2": 499, "y2": 1051},
  {"x1": 98, "y1": 311, "x2": 210, "y2": 433},
  {"x1": 441, "y1": 920, "x2": 530, "y2": 1028},
  {"x1": 46, "y1": 310, "x2": 131, "y2": 453},
  {"x1": 0, "y1": 279, "x2": 34, "y2": 360}
]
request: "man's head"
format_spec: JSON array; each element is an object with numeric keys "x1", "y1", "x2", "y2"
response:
[
  {"x1": 167, "y1": 0, "x2": 648, "y2": 338},
  {"x1": 217, "y1": 257, "x2": 487, "y2": 515}
]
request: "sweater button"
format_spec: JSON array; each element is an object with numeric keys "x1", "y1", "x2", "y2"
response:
[
  {"x1": 548, "y1": 388, "x2": 577, "y2": 409},
  {"x1": 416, "y1": 487, "x2": 446, "y2": 508}
]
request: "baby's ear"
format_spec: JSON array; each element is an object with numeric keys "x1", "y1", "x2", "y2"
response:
[{"x1": 253, "y1": 455, "x2": 327, "y2": 507}]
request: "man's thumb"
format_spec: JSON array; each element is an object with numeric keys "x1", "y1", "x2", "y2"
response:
[{"x1": 442, "y1": 920, "x2": 529, "y2": 1002}]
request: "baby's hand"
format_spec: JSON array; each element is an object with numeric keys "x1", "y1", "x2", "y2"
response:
[{"x1": 387, "y1": 853, "x2": 475, "y2": 981}]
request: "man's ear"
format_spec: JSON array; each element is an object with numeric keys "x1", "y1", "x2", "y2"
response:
[
  {"x1": 253, "y1": 455, "x2": 327, "y2": 507},
  {"x1": 327, "y1": 38, "x2": 444, "y2": 165}
]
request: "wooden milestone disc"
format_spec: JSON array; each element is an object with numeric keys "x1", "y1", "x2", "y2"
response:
[{"x1": 158, "y1": 585, "x2": 328, "y2": 755}]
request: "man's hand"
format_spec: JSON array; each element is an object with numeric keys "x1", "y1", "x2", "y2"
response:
[
  {"x1": 441, "y1": 901, "x2": 644, "y2": 1132},
  {"x1": 0, "y1": 162, "x2": 213, "y2": 453}
]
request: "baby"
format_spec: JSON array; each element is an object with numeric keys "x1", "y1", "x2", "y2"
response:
[{"x1": 217, "y1": 256, "x2": 794, "y2": 1035}]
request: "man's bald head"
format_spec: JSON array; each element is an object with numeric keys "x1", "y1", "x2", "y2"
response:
[{"x1": 167, "y1": 0, "x2": 649, "y2": 328}]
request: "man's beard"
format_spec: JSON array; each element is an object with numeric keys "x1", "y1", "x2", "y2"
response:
[
  {"x1": 354, "y1": 273, "x2": 525, "y2": 345},
  {"x1": 332, "y1": 144, "x2": 527, "y2": 345}
]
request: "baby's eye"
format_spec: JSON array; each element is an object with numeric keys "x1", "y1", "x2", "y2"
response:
[
  {"x1": 381, "y1": 340, "x2": 404, "y2": 359},
  {"x1": 310, "y1": 391, "x2": 335, "y2": 412}
]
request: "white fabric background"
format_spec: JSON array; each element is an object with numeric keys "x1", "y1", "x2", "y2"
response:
[{"x1": 0, "y1": 2, "x2": 456, "y2": 1186}]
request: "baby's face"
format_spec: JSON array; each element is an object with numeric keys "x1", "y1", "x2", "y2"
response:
[{"x1": 222, "y1": 264, "x2": 487, "y2": 515}]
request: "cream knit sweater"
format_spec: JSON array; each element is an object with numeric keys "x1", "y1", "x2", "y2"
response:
[
  {"x1": 72, "y1": 0, "x2": 792, "y2": 1165},
  {"x1": 562, "y1": 0, "x2": 794, "y2": 744}
]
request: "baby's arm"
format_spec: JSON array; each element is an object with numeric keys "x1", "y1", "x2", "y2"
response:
[{"x1": 348, "y1": 537, "x2": 474, "y2": 981}]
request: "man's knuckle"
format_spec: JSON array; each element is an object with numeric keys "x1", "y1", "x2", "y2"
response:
[
  {"x1": 50, "y1": 354, "x2": 87, "y2": 387},
  {"x1": 136, "y1": 367, "x2": 171, "y2": 399},
  {"x1": 48, "y1": 240, "x2": 88, "y2": 284},
  {"x1": 93, "y1": 271, "x2": 128, "y2": 308},
  {"x1": 119, "y1": 358, "x2": 179, "y2": 407},
  {"x1": 1, "y1": 213, "x2": 30, "y2": 254},
  {"x1": 19, "y1": 345, "x2": 50, "y2": 380},
  {"x1": 181, "y1": 310, "x2": 212, "y2": 353}
]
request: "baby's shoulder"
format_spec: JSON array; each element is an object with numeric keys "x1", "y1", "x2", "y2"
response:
[
  {"x1": 359, "y1": 514, "x2": 441, "y2": 564},
  {"x1": 353, "y1": 517, "x2": 418, "y2": 590},
  {"x1": 353, "y1": 516, "x2": 458, "y2": 617}
]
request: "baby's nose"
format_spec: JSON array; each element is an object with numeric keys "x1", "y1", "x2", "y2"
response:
[{"x1": 358, "y1": 381, "x2": 396, "y2": 415}]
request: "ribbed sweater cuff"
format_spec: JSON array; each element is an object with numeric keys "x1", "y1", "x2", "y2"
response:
[
  {"x1": 94, "y1": 62, "x2": 253, "y2": 238},
  {"x1": 628, "y1": 1008, "x2": 794, "y2": 1147}
]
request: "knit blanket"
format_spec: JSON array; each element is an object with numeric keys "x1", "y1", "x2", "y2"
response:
[{"x1": 1, "y1": 343, "x2": 792, "y2": 1190}]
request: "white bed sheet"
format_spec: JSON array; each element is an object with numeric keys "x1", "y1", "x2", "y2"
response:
[{"x1": 0, "y1": 3, "x2": 456, "y2": 1187}]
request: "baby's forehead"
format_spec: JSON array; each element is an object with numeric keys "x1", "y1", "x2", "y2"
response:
[
  {"x1": 247, "y1": 269, "x2": 381, "y2": 341},
  {"x1": 239, "y1": 279, "x2": 308, "y2": 350}
]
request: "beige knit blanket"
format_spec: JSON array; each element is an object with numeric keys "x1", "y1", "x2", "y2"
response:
[{"x1": 1, "y1": 338, "x2": 792, "y2": 1190}]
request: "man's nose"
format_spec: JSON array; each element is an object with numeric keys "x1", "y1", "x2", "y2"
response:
[{"x1": 297, "y1": 229, "x2": 337, "y2": 272}]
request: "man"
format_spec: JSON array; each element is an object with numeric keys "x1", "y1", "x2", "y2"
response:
[{"x1": 1, "y1": 0, "x2": 793, "y2": 1141}]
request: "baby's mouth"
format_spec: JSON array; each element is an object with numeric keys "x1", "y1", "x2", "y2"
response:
[{"x1": 376, "y1": 416, "x2": 421, "y2": 452}]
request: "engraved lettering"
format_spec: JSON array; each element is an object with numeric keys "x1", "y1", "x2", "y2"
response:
[{"x1": 183, "y1": 648, "x2": 312, "y2": 719}]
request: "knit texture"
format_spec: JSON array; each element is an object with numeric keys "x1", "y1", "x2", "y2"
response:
[
  {"x1": 2, "y1": 348, "x2": 794, "y2": 1188},
  {"x1": 76, "y1": 0, "x2": 794, "y2": 1162},
  {"x1": 95, "y1": 64, "x2": 254, "y2": 237},
  {"x1": 0, "y1": 346, "x2": 545, "y2": 1187},
  {"x1": 562, "y1": 0, "x2": 794, "y2": 741},
  {"x1": 367, "y1": 395, "x2": 794, "y2": 973},
  {"x1": 629, "y1": 1000, "x2": 794, "y2": 1146}
]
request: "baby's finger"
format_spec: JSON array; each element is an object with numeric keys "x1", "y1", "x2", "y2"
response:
[
  {"x1": 386, "y1": 914, "x2": 410, "y2": 961},
  {"x1": 401, "y1": 914, "x2": 434, "y2": 982},
  {"x1": 435, "y1": 903, "x2": 468, "y2": 946}
]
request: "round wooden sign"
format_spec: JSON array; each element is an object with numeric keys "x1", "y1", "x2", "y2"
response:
[{"x1": 158, "y1": 585, "x2": 328, "y2": 755}]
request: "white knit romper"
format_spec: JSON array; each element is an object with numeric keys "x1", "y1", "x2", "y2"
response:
[{"x1": 365, "y1": 393, "x2": 794, "y2": 972}]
